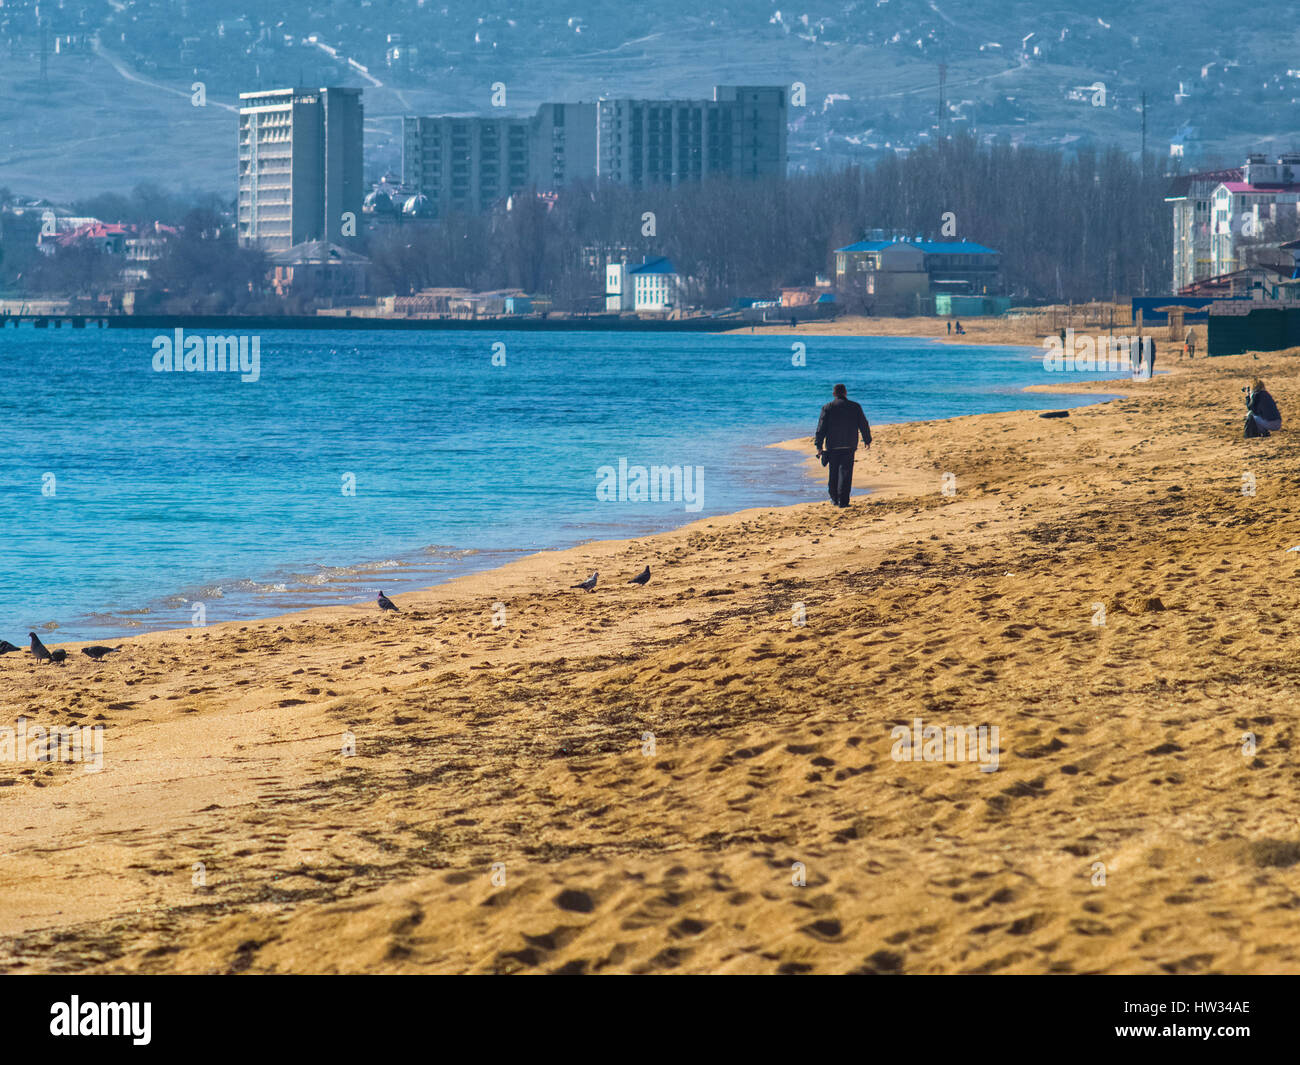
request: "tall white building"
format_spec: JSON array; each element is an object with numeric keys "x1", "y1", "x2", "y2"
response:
[{"x1": 239, "y1": 87, "x2": 364, "y2": 250}]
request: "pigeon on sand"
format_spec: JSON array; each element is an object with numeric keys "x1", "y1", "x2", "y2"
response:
[
  {"x1": 377, "y1": 591, "x2": 400, "y2": 612},
  {"x1": 82, "y1": 646, "x2": 121, "y2": 661},
  {"x1": 629, "y1": 566, "x2": 651, "y2": 585},
  {"x1": 29, "y1": 632, "x2": 53, "y2": 663},
  {"x1": 572, "y1": 571, "x2": 598, "y2": 592}
]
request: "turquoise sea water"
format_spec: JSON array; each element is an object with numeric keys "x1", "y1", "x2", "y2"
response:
[{"x1": 0, "y1": 327, "x2": 1122, "y2": 641}]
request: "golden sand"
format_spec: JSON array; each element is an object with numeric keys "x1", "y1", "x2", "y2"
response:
[
  {"x1": 1, "y1": 350, "x2": 1297, "y2": 974},
  {"x1": 748, "y1": 311, "x2": 1207, "y2": 353}
]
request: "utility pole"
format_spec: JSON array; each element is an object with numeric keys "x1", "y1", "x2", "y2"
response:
[
  {"x1": 38, "y1": 5, "x2": 49, "y2": 90},
  {"x1": 1140, "y1": 91, "x2": 1147, "y2": 167}
]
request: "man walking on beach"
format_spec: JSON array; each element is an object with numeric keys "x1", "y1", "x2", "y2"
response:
[{"x1": 815, "y1": 383, "x2": 872, "y2": 508}]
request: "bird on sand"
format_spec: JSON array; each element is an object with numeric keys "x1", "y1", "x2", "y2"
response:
[
  {"x1": 629, "y1": 566, "x2": 651, "y2": 585},
  {"x1": 377, "y1": 590, "x2": 401, "y2": 612},
  {"x1": 82, "y1": 646, "x2": 121, "y2": 661},
  {"x1": 573, "y1": 571, "x2": 598, "y2": 592},
  {"x1": 29, "y1": 632, "x2": 53, "y2": 663},
  {"x1": 0, "y1": 639, "x2": 20, "y2": 654},
  {"x1": 49, "y1": 649, "x2": 67, "y2": 664}
]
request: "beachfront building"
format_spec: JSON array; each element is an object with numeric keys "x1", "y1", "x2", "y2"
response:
[
  {"x1": 238, "y1": 87, "x2": 364, "y2": 251},
  {"x1": 1205, "y1": 154, "x2": 1300, "y2": 281},
  {"x1": 38, "y1": 220, "x2": 132, "y2": 257},
  {"x1": 123, "y1": 222, "x2": 179, "y2": 284},
  {"x1": 268, "y1": 240, "x2": 371, "y2": 299},
  {"x1": 833, "y1": 238, "x2": 929, "y2": 314},
  {"x1": 1165, "y1": 166, "x2": 1243, "y2": 293},
  {"x1": 606, "y1": 256, "x2": 680, "y2": 312},
  {"x1": 833, "y1": 234, "x2": 1000, "y2": 314},
  {"x1": 32, "y1": 219, "x2": 178, "y2": 284}
]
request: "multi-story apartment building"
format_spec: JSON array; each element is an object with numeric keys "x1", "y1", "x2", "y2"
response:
[
  {"x1": 531, "y1": 103, "x2": 598, "y2": 191},
  {"x1": 402, "y1": 114, "x2": 533, "y2": 218},
  {"x1": 595, "y1": 86, "x2": 787, "y2": 187},
  {"x1": 402, "y1": 103, "x2": 598, "y2": 218},
  {"x1": 1167, "y1": 154, "x2": 1300, "y2": 292},
  {"x1": 1166, "y1": 166, "x2": 1243, "y2": 292},
  {"x1": 402, "y1": 87, "x2": 787, "y2": 217},
  {"x1": 1206, "y1": 154, "x2": 1300, "y2": 281},
  {"x1": 238, "y1": 87, "x2": 364, "y2": 250}
]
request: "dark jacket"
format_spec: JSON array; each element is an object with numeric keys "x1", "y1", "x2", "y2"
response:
[
  {"x1": 1249, "y1": 388, "x2": 1281, "y2": 425},
  {"x1": 815, "y1": 397, "x2": 872, "y2": 451}
]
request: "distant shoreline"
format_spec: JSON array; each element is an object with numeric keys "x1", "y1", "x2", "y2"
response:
[
  {"x1": 1, "y1": 313, "x2": 748, "y2": 333},
  {"x1": 0, "y1": 311, "x2": 1042, "y2": 340}
]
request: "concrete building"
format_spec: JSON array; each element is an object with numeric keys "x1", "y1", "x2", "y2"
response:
[
  {"x1": 402, "y1": 114, "x2": 532, "y2": 218},
  {"x1": 401, "y1": 103, "x2": 599, "y2": 218},
  {"x1": 1206, "y1": 154, "x2": 1300, "y2": 281},
  {"x1": 596, "y1": 85, "x2": 787, "y2": 187},
  {"x1": 238, "y1": 87, "x2": 364, "y2": 250},
  {"x1": 1166, "y1": 166, "x2": 1243, "y2": 293},
  {"x1": 833, "y1": 239, "x2": 929, "y2": 314},
  {"x1": 833, "y1": 235, "x2": 1001, "y2": 314},
  {"x1": 401, "y1": 86, "x2": 786, "y2": 215},
  {"x1": 531, "y1": 103, "x2": 598, "y2": 190}
]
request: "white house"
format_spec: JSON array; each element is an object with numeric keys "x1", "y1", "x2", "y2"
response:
[{"x1": 606, "y1": 256, "x2": 680, "y2": 312}]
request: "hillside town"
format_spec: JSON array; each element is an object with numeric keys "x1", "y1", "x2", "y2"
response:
[{"x1": 2, "y1": 77, "x2": 1299, "y2": 352}]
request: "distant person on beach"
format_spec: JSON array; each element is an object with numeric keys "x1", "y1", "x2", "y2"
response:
[
  {"x1": 1145, "y1": 336, "x2": 1156, "y2": 378},
  {"x1": 954, "y1": 320, "x2": 965, "y2": 335},
  {"x1": 815, "y1": 383, "x2": 873, "y2": 508},
  {"x1": 947, "y1": 321, "x2": 952, "y2": 335},
  {"x1": 1245, "y1": 379, "x2": 1282, "y2": 437},
  {"x1": 1186, "y1": 331, "x2": 1196, "y2": 359}
]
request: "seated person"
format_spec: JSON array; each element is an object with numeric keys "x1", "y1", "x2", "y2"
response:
[{"x1": 1246, "y1": 378, "x2": 1282, "y2": 436}]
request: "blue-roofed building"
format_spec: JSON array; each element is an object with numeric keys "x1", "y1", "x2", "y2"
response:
[
  {"x1": 606, "y1": 256, "x2": 681, "y2": 312},
  {"x1": 833, "y1": 234, "x2": 1002, "y2": 314}
]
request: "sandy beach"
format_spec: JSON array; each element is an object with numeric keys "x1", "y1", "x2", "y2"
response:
[
  {"x1": 747, "y1": 310, "x2": 1207, "y2": 353},
  {"x1": 2, "y1": 348, "x2": 1298, "y2": 975}
]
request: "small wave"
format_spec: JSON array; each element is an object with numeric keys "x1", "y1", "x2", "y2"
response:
[{"x1": 421, "y1": 545, "x2": 481, "y2": 560}]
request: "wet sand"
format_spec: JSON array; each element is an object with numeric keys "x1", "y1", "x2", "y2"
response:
[{"x1": 1, "y1": 350, "x2": 1297, "y2": 974}]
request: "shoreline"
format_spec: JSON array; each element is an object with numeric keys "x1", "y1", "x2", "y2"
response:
[
  {"x1": 2, "y1": 310, "x2": 1127, "y2": 349},
  {"x1": 24, "y1": 357, "x2": 1128, "y2": 646},
  {"x1": 7, "y1": 349, "x2": 1293, "y2": 974}
]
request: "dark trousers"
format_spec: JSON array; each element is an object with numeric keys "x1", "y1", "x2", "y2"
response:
[{"x1": 826, "y1": 448, "x2": 855, "y2": 506}]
